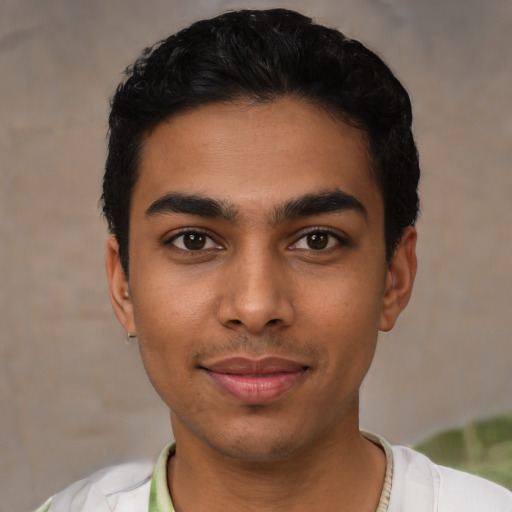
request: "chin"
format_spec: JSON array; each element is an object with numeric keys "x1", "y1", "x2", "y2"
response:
[
  {"x1": 202, "y1": 419, "x2": 315, "y2": 463},
  {"x1": 214, "y1": 438, "x2": 301, "y2": 463}
]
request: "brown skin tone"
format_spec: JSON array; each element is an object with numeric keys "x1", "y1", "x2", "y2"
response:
[{"x1": 106, "y1": 97, "x2": 417, "y2": 512}]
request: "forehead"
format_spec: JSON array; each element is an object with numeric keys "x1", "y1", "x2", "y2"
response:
[{"x1": 133, "y1": 97, "x2": 382, "y2": 220}]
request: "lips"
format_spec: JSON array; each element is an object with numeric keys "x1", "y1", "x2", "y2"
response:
[{"x1": 202, "y1": 357, "x2": 308, "y2": 404}]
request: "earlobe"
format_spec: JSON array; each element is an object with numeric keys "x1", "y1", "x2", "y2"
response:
[
  {"x1": 379, "y1": 226, "x2": 417, "y2": 332},
  {"x1": 106, "y1": 235, "x2": 136, "y2": 336}
]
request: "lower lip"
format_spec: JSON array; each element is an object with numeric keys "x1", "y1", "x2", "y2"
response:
[{"x1": 206, "y1": 370, "x2": 306, "y2": 404}]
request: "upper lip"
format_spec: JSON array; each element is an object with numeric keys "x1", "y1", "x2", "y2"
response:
[{"x1": 202, "y1": 356, "x2": 308, "y2": 375}]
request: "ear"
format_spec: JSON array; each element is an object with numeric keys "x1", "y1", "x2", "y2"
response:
[
  {"x1": 379, "y1": 226, "x2": 417, "y2": 332},
  {"x1": 106, "y1": 235, "x2": 136, "y2": 337}
]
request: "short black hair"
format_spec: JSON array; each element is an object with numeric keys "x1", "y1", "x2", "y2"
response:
[{"x1": 102, "y1": 8, "x2": 420, "y2": 274}]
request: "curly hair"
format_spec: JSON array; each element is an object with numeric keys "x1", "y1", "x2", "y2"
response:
[{"x1": 102, "y1": 8, "x2": 420, "y2": 274}]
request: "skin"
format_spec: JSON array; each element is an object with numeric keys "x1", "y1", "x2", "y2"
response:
[{"x1": 106, "y1": 97, "x2": 417, "y2": 512}]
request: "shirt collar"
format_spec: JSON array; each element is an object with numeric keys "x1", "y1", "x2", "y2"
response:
[
  {"x1": 149, "y1": 443, "x2": 175, "y2": 512},
  {"x1": 149, "y1": 434, "x2": 393, "y2": 512}
]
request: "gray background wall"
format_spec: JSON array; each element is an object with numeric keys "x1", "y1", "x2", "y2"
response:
[{"x1": 1, "y1": 1, "x2": 511, "y2": 510}]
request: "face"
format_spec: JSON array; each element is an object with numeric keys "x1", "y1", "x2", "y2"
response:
[{"x1": 107, "y1": 97, "x2": 416, "y2": 462}]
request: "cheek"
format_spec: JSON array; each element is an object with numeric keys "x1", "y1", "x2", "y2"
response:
[
  {"x1": 134, "y1": 314, "x2": 200, "y2": 413},
  {"x1": 129, "y1": 272, "x2": 217, "y2": 395},
  {"x1": 297, "y1": 267, "x2": 385, "y2": 333},
  {"x1": 295, "y1": 263, "x2": 384, "y2": 375},
  {"x1": 132, "y1": 262, "x2": 217, "y2": 332}
]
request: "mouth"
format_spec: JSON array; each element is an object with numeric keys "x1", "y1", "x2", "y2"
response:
[{"x1": 200, "y1": 357, "x2": 310, "y2": 404}]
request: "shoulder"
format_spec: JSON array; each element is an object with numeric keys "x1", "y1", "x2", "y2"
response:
[
  {"x1": 34, "y1": 461, "x2": 153, "y2": 512},
  {"x1": 389, "y1": 444, "x2": 512, "y2": 512}
]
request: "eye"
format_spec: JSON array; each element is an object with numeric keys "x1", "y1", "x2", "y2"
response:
[
  {"x1": 291, "y1": 230, "x2": 342, "y2": 251},
  {"x1": 168, "y1": 231, "x2": 221, "y2": 251}
]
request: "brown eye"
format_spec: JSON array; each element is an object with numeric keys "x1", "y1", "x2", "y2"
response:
[
  {"x1": 183, "y1": 233, "x2": 206, "y2": 250},
  {"x1": 290, "y1": 230, "x2": 343, "y2": 251},
  {"x1": 169, "y1": 231, "x2": 220, "y2": 251},
  {"x1": 306, "y1": 232, "x2": 329, "y2": 250}
]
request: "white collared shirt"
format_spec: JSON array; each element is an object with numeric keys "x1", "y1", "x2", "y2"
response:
[{"x1": 35, "y1": 434, "x2": 512, "y2": 512}]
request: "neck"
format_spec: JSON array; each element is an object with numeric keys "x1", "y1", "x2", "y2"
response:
[{"x1": 167, "y1": 408, "x2": 386, "y2": 512}]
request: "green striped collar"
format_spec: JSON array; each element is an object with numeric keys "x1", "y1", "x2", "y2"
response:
[{"x1": 149, "y1": 443, "x2": 176, "y2": 511}]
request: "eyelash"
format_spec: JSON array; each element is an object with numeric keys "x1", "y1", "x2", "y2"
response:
[
  {"x1": 164, "y1": 229, "x2": 223, "y2": 252},
  {"x1": 289, "y1": 228, "x2": 348, "y2": 251}
]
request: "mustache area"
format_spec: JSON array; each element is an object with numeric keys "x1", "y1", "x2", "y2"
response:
[{"x1": 190, "y1": 333, "x2": 320, "y2": 369}]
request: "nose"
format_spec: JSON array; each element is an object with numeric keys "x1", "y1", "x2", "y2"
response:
[{"x1": 216, "y1": 248, "x2": 295, "y2": 334}]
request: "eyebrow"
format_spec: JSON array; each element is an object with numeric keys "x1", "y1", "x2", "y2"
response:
[
  {"x1": 145, "y1": 193, "x2": 237, "y2": 221},
  {"x1": 271, "y1": 189, "x2": 367, "y2": 225},
  {"x1": 145, "y1": 189, "x2": 367, "y2": 224}
]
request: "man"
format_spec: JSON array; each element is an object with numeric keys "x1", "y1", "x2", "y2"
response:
[{"x1": 35, "y1": 8, "x2": 512, "y2": 512}]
